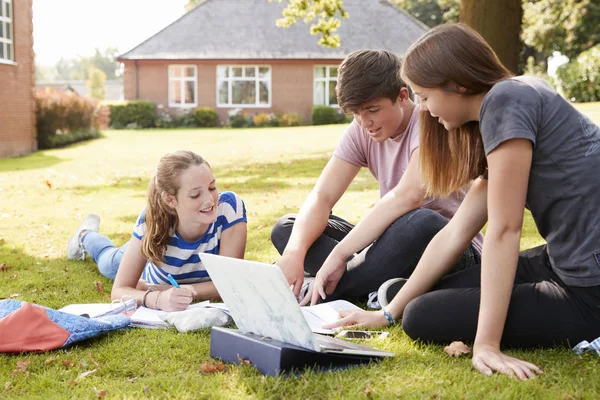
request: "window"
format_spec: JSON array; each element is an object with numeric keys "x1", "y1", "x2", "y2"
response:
[
  {"x1": 313, "y1": 66, "x2": 338, "y2": 106},
  {"x1": 0, "y1": 0, "x2": 13, "y2": 63},
  {"x1": 168, "y1": 65, "x2": 197, "y2": 108},
  {"x1": 217, "y1": 65, "x2": 271, "y2": 107}
]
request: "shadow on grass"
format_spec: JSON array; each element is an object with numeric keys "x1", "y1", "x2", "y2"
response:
[
  {"x1": 0, "y1": 240, "x2": 114, "y2": 309},
  {"x1": 216, "y1": 152, "x2": 378, "y2": 193},
  {"x1": 44, "y1": 153, "x2": 378, "y2": 196},
  {"x1": 0, "y1": 152, "x2": 67, "y2": 172},
  {"x1": 56, "y1": 176, "x2": 150, "y2": 196}
]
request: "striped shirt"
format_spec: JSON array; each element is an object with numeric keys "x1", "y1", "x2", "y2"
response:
[{"x1": 132, "y1": 191, "x2": 247, "y2": 285}]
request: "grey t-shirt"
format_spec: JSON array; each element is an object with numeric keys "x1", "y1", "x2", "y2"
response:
[{"x1": 480, "y1": 76, "x2": 600, "y2": 287}]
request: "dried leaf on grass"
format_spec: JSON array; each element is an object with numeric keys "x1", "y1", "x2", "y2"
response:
[
  {"x1": 0, "y1": 263, "x2": 10, "y2": 272},
  {"x1": 45, "y1": 355, "x2": 60, "y2": 365},
  {"x1": 444, "y1": 341, "x2": 472, "y2": 357},
  {"x1": 237, "y1": 354, "x2": 251, "y2": 366},
  {"x1": 89, "y1": 352, "x2": 101, "y2": 368},
  {"x1": 199, "y1": 361, "x2": 225, "y2": 374},
  {"x1": 94, "y1": 281, "x2": 104, "y2": 293},
  {"x1": 11, "y1": 360, "x2": 30, "y2": 376},
  {"x1": 93, "y1": 387, "x2": 106, "y2": 398}
]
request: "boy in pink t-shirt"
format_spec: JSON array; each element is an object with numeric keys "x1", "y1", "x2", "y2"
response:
[{"x1": 270, "y1": 50, "x2": 483, "y2": 306}]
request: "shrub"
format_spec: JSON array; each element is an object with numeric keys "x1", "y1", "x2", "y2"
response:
[
  {"x1": 227, "y1": 108, "x2": 253, "y2": 128},
  {"x1": 109, "y1": 101, "x2": 156, "y2": 129},
  {"x1": 193, "y1": 107, "x2": 219, "y2": 128},
  {"x1": 555, "y1": 45, "x2": 600, "y2": 103},
  {"x1": 253, "y1": 113, "x2": 271, "y2": 127},
  {"x1": 253, "y1": 113, "x2": 279, "y2": 127},
  {"x1": 311, "y1": 105, "x2": 346, "y2": 125},
  {"x1": 279, "y1": 112, "x2": 303, "y2": 127},
  {"x1": 35, "y1": 88, "x2": 100, "y2": 149},
  {"x1": 41, "y1": 130, "x2": 103, "y2": 149}
]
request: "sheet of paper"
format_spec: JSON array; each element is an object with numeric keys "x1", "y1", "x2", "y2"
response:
[{"x1": 301, "y1": 300, "x2": 361, "y2": 334}]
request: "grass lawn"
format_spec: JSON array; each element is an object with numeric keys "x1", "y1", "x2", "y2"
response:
[{"x1": 1, "y1": 103, "x2": 599, "y2": 399}]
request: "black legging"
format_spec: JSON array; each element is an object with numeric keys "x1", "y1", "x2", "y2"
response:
[
  {"x1": 402, "y1": 245, "x2": 600, "y2": 348},
  {"x1": 270, "y1": 209, "x2": 480, "y2": 301}
]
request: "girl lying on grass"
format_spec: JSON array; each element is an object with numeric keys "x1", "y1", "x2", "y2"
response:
[
  {"x1": 67, "y1": 150, "x2": 247, "y2": 311},
  {"x1": 321, "y1": 23, "x2": 600, "y2": 380}
]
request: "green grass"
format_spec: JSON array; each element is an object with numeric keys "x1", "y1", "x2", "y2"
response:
[{"x1": 1, "y1": 103, "x2": 599, "y2": 399}]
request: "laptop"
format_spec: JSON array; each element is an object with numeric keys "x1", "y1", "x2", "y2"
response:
[{"x1": 201, "y1": 253, "x2": 394, "y2": 358}]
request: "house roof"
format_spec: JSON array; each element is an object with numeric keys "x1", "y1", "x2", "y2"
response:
[{"x1": 118, "y1": 0, "x2": 428, "y2": 61}]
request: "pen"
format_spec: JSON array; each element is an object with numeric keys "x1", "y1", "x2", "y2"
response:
[{"x1": 167, "y1": 273, "x2": 181, "y2": 288}]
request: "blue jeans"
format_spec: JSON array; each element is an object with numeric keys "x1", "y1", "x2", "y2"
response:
[
  {"x1": 81, "y1": 232, "x2": 129, "y2": 280},
  {"x1": 271, "y1": 208, "x2": 480, "y2": 301}
]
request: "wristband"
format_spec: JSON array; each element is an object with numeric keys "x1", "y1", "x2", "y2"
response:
[
  {"x1": 382, "y1": 306, "x2": 396, "y2": 325},
  {"x1": 154, "y1": 290, "x2": 163, "y2": 310},
  {"x1": 141, "y1": 286, "x2": 155, "y2": 307}
]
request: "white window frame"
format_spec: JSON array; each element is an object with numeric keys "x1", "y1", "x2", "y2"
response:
[
  {"x1": 168, "y1": 65, "x2": 198, "y2": 108},
  {"x1": 0, "y1": 0, "x2": 14, "y2": 64},
  {"x1": 216, "y1": 65, "x2": 272, "y2": 108},
  {"x1": 313, "y1": 65, "x2": 339, "y2": 107}
]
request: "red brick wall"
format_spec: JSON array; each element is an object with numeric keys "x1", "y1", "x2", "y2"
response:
[
  {"x1": 121, "y1": 59, "x2": 343, "y2": 124},
  {"x1": 0, "y1": 0, "x2": 36, "y2": 158}
]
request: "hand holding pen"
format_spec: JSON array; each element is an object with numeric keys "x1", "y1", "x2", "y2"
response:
[{"x1": 156, "y1": 274, "x2": 196, "y2": 311}]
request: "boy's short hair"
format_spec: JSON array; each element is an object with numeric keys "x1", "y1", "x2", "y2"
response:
[{"x1": 336, "y1": 49, "x2": 405, "y2": 113}]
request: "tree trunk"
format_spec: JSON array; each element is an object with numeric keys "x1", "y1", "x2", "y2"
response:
[{"x1": 460, "y1": 0, "x2": 523, "y2": 74}]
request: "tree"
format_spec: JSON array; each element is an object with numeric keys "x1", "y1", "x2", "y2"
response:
[
  {"x1": 87, "y1": 66, "x2": 107, "y2": 100},
  {"x1": 37, "y1": 47, "x2": 121, "y2": 83},
  {"x1": 522, "y1": 0, "x2": 600, "y2": 61},
  {"x1": 269, "y1": 0, "x2": 348, "y2": 47},
  {"x1": 460, "y1": 0, "x2": 523, "y2": 73},
  {"x1": 392, "y1": 0, "x2": 459, "y2": 27}
]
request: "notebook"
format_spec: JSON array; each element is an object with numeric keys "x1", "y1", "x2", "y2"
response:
[{"x1": 201, "y1": 253, "x2": 395, "y2": 357}]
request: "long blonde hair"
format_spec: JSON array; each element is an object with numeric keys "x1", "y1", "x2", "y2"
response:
[
  {"x1": 401, "y1": 23, "x2": 512, "y2": 197},
  {"x1": 142, "y1": 150, "x2": 209, "y2": 265}
]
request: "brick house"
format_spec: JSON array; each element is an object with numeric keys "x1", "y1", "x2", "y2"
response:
[
  {"x1": 117, "y1": 0, "x2": 426, "y2": 123},
  {"x1": 0, "y1": 0, "x2": 35, "y2": 158}
]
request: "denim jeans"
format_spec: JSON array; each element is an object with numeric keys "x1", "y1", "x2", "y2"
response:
[
  {"x1": 271, "y1": 208, "x2": 480, "y2": 301},
  {"x1": 81, "y1": 231, "x2": 129, "y2": 280}
]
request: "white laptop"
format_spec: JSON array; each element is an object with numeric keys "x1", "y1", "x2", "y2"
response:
[{"x1": 201, "y1": 253, "x2": 394, "y2": 357}]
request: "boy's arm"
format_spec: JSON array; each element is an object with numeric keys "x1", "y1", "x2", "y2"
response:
[
  {"x1": 331, "y1": 148, "x2": 425, "y2": 260},
  {"x1": 309, "y1": 149, "x2": 425, "y2": 303},
  {"x1": 278, "y1": 155, "x2": 360, "y2": 296}
]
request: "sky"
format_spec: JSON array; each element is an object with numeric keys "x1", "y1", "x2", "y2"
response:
[{"x1": 33, "y1": 0, "x2": 189, "y2": 66}]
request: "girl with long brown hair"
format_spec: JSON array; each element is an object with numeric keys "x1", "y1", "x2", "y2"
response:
[
  {"x1": 67, "y1": 150, "x2": 247, "y2": 311},
  {"x1": 325, "y1": 23, "x2": 600, "y2": 379}
]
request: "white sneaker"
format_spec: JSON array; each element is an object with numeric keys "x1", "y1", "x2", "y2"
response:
[
  {"x1": 66, "y1": 214, "x2": 100, "y2": 260},
  {"x1": 367, "y1": 291, "x2": 380, "y2": 309},
  {"x1": 297, "y1": 277, "x2": 315, "y2": 303}
]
